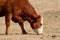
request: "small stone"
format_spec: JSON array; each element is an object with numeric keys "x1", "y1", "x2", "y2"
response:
[
  {"x1": 55, "y1": 16, "x2": 58, "y2": 18},
  {"x1": 51, "y1": 34, "x2": 56, "y2": 37}
]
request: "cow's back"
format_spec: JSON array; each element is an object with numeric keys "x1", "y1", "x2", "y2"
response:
[{"x1": 13, "y1": 0, "x2": 39, "y2": 20}]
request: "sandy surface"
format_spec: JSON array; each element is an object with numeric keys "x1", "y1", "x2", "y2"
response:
[{"x1": 0, "y1": 0, "x2": 60, "y2": 40}]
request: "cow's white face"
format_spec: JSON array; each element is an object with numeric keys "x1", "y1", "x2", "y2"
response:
[
  {"x1": 32, "y1": 16, "x2": 43, "y2": 35},
  {"x1": 33, "y1": 24, "x2": 43, "y2": 35}
]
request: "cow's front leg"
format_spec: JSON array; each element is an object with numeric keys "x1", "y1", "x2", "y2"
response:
[
  {"x1": 19, "y1": 23, "x2": 27, "y2": 34},
  {"x1": 5, "y1": 13, "x2": 12, "y2": 35},
  {"x1": 5, "y1": 2, "x2": 13, "y2": 35}
]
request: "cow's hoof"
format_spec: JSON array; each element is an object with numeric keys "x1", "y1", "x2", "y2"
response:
[
  {"x1": 37, "y1": 33, "x2": 42, "y2": 35},
  {"x1": 5, "y1": 34, "x2": 8, "y2": 35},
  {"x1": 5, "y1": 33, "x2": 8, "y2": 35},
  {"x1": 22, "y1": 32, "x2": 27, "y2": 34},
  {"x1": 23, "y1": 33, "x2": 27, "y2": 34}
]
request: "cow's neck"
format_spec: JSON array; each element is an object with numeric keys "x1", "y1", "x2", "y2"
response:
[{"x1": 26, "y1": 15, "x2": 40, "y2": 24}]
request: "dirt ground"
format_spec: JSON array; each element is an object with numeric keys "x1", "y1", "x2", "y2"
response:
[{"x1": 0, "y1": 0, "x2": 60, "y2": 40}]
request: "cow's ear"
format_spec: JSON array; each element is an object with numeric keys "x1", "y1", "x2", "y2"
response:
[
  {"x1": 28, "y1": 17, "x2": 33, "y2": 23},
  {"x1": 30, "y1": 19, "x2": 33, "y2": 23},
  {"x1": 38, "y1": 15, "x2": 41, "y2": 18},
  {"x1": 37, "y1": 15, "x2": 41, "y2": 21}
]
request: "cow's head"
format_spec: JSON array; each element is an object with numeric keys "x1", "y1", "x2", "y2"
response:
[{"x1": 30, "y1": 15, "x2": 43, "y2": 35}]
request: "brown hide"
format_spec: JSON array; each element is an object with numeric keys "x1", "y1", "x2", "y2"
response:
[{"x1": 0, "y1": 0, "x2": 7, "y2": 17}]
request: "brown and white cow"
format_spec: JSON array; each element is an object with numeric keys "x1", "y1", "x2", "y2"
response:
[{"x1": 0, "y1": 0, "x2": 43, "y2": 35}]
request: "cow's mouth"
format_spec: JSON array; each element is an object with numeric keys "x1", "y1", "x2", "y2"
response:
[{"x1": 33, "y1": 25, "x2": 43, "y2": 35}]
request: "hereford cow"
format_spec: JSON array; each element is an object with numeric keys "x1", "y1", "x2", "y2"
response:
[{"x1": 0, "y1": 0, "x2": 43, "y2": 35}]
